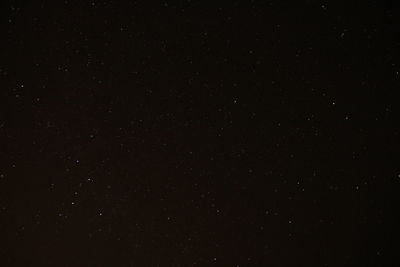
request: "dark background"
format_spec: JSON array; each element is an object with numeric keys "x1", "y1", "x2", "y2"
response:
[{"x1": 1, "y1": 1, "x2": 399, "y2": 266}]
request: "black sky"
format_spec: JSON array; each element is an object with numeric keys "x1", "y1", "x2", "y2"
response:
[{"x1": 1, "y1": 1, "x2": 399, "y2": 266}]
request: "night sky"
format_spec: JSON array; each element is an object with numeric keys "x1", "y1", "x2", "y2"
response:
[{"x1": 1, "y1": 1, "x2": 399, "y2": 266}]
